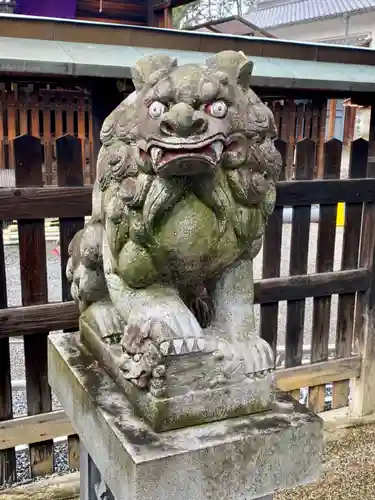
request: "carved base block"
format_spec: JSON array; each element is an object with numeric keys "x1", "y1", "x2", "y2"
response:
[
  {"x1": 48, "y1": 332, "x2": 323, "y2": 500},
  {"x1": 81, "y1": 319, "x2": 275, "y2": 432},
  {"x1": 80, "y1": 443, "x2": 274, "y2": 500}
]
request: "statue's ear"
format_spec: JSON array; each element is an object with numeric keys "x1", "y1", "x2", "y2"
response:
[
  {"x1": 131, "y1": 55, "x2": 177, "y2": 91},
  {"x1": 206, "y1": 50, "x2": 253, "y2": 89},
  {"x1": 237, "y1": 59, "x2": 254, "y2": 90}
]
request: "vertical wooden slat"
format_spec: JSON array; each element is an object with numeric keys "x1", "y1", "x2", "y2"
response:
[
  {"x1": 7, "y1": 90, "x2": 16, "y2": 169},
  {"x1": 14, "y1": 135, "x2": 53, "y2": 478},
  {"x1": 309, "y1": 139, "x2": 342, "y2": 412},
  {"x1": 280, "y1": 99, "x2": 296, "y2": 180},
  {"x1": 86, "y1": 96, "x2": 96, "y2": 184},
  {"x1": 56, "y1": 135, "x2": 85, "y2": 470},
  {"x1": 296, "y1": 103, "x2": 304, "y2": 140},
  {"x1": 0, "y1": 89, "x2": 5, "y2": 169},
  {"x1": 30, "y1": 93, "x2": 40, "y2": 138},
  {"x1": 0, "y1": 227, "x2": 16, "y2": 485},
  {"x1": 311, "y1": 102, "x2": 320, "y2": 144},
  {"x1": 19, "y1": 93, "x2": 28, "y2": 136},
  {"x1": 304, "y1": 102, "x2": 313, "y2": 139},
  {"x1": 54, "y1": 97, "x2": 64, "y2": 186},
  {"x1": 351, "y1": 105, "x2": 375, "y2": 417},
  {"x1": 316, "y1": 99, "x2": 328, "y2": 178},
  {"x1": 260, "y1": 139, "x2": 286, "y2": 357},
  {"x1": 285, "y1": 138, "x2": 315, "y2": 368},
  {"x1": 42, "y1": 95, "x2": 53, "y2": 186},
  {"x1": 78, "y1": 96, "x2": 87, "y2": 184},
  {"x1": 66, "y1": 97, "x2": 75, "y2": 136},
  {"x1": 89, "y1": 80, "x2": 121, "y2": 175},
  {"x1": 273, "y1": 102, "x2": 282, "y2": 134},
  {"x1": 343, "y1": 106, "x2": 357, "y2": 146},
  {"x1": 333, "y1": 138, "x2": 368, "y2": 409},
  {"x1": 327, "y1": 99, "x2": 337, "y2": 140}
]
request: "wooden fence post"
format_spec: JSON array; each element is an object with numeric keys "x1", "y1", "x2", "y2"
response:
[
  {"x1": 14, "y1": 134, "x2": 54, "y2": 477},
  {"x1": 89, "y1": 80, "x2": 122, "y2": 167},
  {"x1": 309, "y1": 138, "x2": 341, "y2": 412},
  {"x1": 334, "y1": 138, "x2": 368, "y2": 409},
  {"x1": 350, "y1": 105, "x2": 375, "y2": 417},
  {"x1": 0, "y1": 227, "x2": 16, "y2": 484},
  {"x1": 56, "y1": 135, "x2": 85, "y2": 470},
  {"x1": 260, "y1": 139, "x2": 286, "y2": 358},
  {"x1": 285, "y1": 138, "x2": 315, "y2": 370}
]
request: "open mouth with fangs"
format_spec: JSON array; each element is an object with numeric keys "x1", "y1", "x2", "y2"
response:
[
  {"x1": 138, "y1": 134, "x2": 248, "y2": 177},
  {"x1": 142, "y1": 140, "x2": 224, "y2": 177}
]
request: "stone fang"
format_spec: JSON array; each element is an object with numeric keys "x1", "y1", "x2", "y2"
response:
[
  {"x1": 212, "y1": 140, "x2": 224, "y2": 160},
  {"x1": 150, "y1": 146, "x2": 163, "y2": 164}
]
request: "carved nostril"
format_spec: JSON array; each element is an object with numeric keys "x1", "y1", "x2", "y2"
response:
[
  {"x1": 191, "y1": 117, "x2": 208, "y2": 135},
  {"x1": 160, "y1": 119, "x2": 176, "y2": 136}
]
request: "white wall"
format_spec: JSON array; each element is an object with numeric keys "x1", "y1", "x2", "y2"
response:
[{"x1": 265, "y1": 11, "x2": 375, "y2": 44}]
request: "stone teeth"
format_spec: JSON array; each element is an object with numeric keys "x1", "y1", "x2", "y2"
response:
[
  {"x1": 197, "y1": 338, "x2": 205, "y2": 351},
  {"x1": 186, "y1": 338, "x2": 195, "y2": 352},
  {"x1": 180, "y1": 340, "x2": 189, "y2": 354},
  {"x1": 150, "y1": 146, "x2": 163, "y2": 164},
  {"x1": 211, "y1": 141, "x2": 224, "y2": 160},
  {"x1": 173, "y1": 339, "x2": 183, "y2": 354},
  {"x1": 168, "y1": 341, "x2": 176, "y2": 355}
]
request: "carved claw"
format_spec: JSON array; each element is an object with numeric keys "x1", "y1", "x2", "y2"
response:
[
  {"x1": 243, "y1": 337, "x2": 274, "y2": 376},
  {"x1": 189, "y1": 294, "x2": 214, "y2": 328}
]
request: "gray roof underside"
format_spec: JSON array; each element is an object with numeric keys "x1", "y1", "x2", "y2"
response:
[
  {"x1": 248, "y1": 0, "x2": 375, "y2": 29},
  {"x1": 2, "y1": 36, "x2": 375, "y2": 92}
]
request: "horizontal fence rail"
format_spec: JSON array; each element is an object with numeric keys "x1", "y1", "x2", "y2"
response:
[
  {"x1": 0, "y1": 177, "x2": 374, "y2": 220},
  {"x1": 0, "y1": 268, "x2": 370, "y2": 339}
]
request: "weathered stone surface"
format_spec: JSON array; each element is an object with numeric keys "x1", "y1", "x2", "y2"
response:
[
  {"x1": 48, "y1": 333, "x2": 323, "y2": 500},
  {"x1": 63, "y1": 50, "x2": 282, "y2": 429},
  {"x1": 80, "y1": 315, "x2": 275, "y2": 431}
]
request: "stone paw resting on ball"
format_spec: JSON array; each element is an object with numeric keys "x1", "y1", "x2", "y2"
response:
[{"x1": 66, "y1": 49, "x2": 282, "y2": 431}]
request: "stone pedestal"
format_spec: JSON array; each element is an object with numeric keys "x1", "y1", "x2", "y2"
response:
[{"x1": 48, "y1": 333, "x2": 323, "y2": 500}]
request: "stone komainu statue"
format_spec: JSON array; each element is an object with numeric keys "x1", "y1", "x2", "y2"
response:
[{"x1": 66, "y1": 50, "x2": 282, "y2": 430}]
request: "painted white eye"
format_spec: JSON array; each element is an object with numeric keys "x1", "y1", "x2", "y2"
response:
[
  {"x1": 206, "y1": 100, "x2": 228, "y2": 118},
  {"x1": 148, "y1": 101, "x2": 166, "y2": 119}
]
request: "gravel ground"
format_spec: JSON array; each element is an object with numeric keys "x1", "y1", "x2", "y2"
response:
[
  {"x1": 275, "y1": 422, "x2": 375, "y2": 500},
  {"x1": 12, "y1": 441, "x2": 69, "y2": 487}
]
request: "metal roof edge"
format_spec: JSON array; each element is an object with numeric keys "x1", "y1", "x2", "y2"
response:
[
  {"x1": 1, "y1": 38, "x2": 375, "y2": 93},
  {"x1": 0, "y1": 13, "x2": 374, "y2": 55}
]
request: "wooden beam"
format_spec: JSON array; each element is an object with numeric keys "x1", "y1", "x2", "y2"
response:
[
  {"x1": 276, "y1": 178, "x2": 375, "y2": 206},
  {"x1": 0, "y1": 356, "x2": 361, "y2": 450},
  {"x1": 276, "y1": 356, "x2": 362, "y2": 392},
  {"x1": 255, "y1": 268, "x2": 370, "y2": 304},
  {"x1": 0, "y1": 269, "x2": 369, "y2": 338},
  {"x1": 0, "y1": 410, "x2": 75, "y2": 451},
  {"x1": 0, "y1": 301, "x2": 79, "y2": 338},
  {"x1": 0, "y1": 178, "x2": 374, "y2": 220},
  {"x1": 0, "y1": 186, "x2": 91, "y2": 220}
]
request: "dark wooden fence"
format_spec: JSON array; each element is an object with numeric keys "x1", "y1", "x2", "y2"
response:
[
  {"x1": 266, "y1": 99, "x2": 327, "y2": 179},
  {"x1": 0, "y1": 83, "x2": 95, "y2": 184},
  {"x1": 0, "y1": 110, "x2": 375, "y2": 484}
]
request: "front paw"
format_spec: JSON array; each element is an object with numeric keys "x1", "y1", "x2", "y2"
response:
[
  {"x1": 70, "y1": 264, "x2": 107, "y2": 311},
  {"x1": 127, "y1": 300, "x2": 203, "y2": 339},
  {"x1": 243, "y1": 337, "x2": 274, "y2": 376}
]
